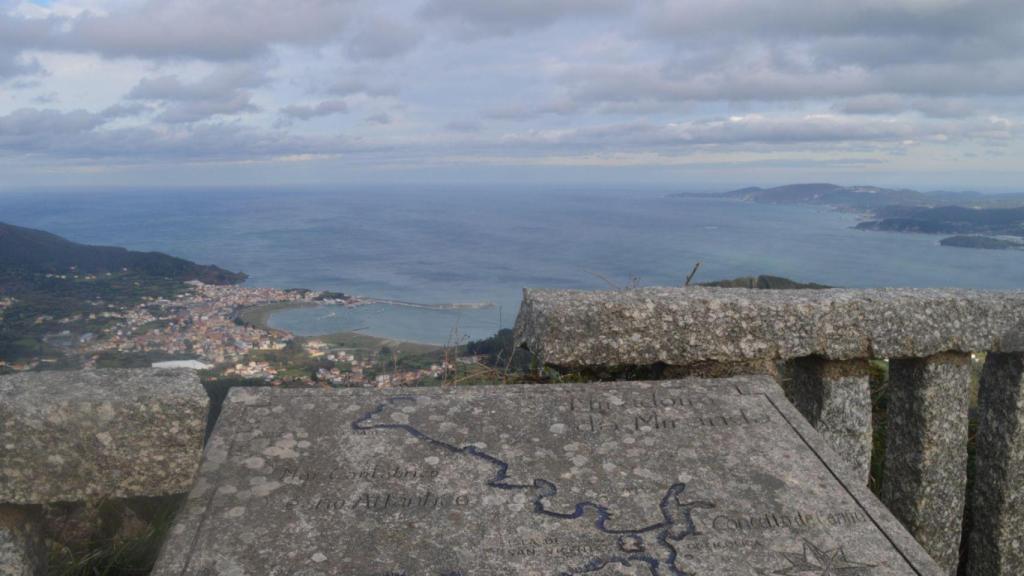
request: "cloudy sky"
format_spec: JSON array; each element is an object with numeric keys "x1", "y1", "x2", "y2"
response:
[{"x1": 1, "y1": 0, "x2": 1022, "y2": 190}]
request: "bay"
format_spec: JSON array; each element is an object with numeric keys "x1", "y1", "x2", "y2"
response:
[{"x1": 1, "y1": 185, "x2": 1021, "y2": 344}]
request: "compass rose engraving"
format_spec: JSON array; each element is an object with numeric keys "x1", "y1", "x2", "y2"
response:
[{"x1": 772, "y1": 539, "x2": 875, "y2": 576}]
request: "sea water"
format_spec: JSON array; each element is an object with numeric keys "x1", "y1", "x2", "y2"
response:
[{"x1": 2, "y1": 185, "x2": 1022, "y2": 344}]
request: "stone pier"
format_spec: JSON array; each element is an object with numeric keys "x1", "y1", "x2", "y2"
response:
[
  {"x1": 784, "y1": 357, "x2": 873, "y2": 483},
  {"x1": 880, "y1": 353, "x2": 972, "y2": 576},
  {"x1": 968, "y1": 353, "x2": 1024, "y2": 576}
]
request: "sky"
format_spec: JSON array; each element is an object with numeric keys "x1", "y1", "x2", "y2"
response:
[{"x1": 0, "y1": 0, "x2": 1022, "y2": 191}]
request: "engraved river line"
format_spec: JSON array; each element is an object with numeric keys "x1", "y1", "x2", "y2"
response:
[{"x1": 352, "y1": 395, "x2": 716, "y2": 576}]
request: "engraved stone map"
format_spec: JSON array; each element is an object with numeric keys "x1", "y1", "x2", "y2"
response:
[{"x1": 153, "y1": 378, "x2": 942, "y2": 576}]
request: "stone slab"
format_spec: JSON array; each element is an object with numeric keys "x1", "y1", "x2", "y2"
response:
[
  {"x1": 154, "y1": 378, "x2": 942, "y2": 576},
  {"x1": 514, "y1": 287, "x2": 1024, "y2": 367},
  {"x1": 0, "y1": 369, "x2": 209, "y2": 504}
]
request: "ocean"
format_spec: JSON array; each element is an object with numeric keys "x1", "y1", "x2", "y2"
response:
[{"x1": 2, "y1": 185, "x2": 1022, "y2": 344}]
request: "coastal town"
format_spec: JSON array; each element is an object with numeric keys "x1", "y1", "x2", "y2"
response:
[
  {"x1": 79, "y1": 282, "x2": 312, "y2": 366},
  {"x1": 1, "y1": 280, "x2": 457, "y2": 388}
]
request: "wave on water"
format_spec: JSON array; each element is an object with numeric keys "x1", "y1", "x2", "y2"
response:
[{"x1": 362, "y1": 297, "x2": 496, "y2": 310}]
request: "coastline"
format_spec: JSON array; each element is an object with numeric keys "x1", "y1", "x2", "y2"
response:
[
  {"x1": 235, "y1": 300, "x2": 450, "y2": 351},
  {"x1": 677, "y1": 195, "x2": 1022, "y2": 251},
  {"x1": 361, "y1": 297, "x2": 495, "y2": 310},
  {"x1": 235, "y1": 300, "x2": 320, "y2": 331}
]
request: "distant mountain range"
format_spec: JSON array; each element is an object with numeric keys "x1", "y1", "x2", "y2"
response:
[
  {"x1": 720, "y1": 183, "x2": 925, "y2": 209},
  {"x1": 855, "y1": 205, "x2": 1024, "y2": 235},
  {"x1": 675, "y1": 183, "x2": 1024, "y2": 251},
  {"x1": 0, "y1": 222, "x2": 246, "y2": 285},
  {"x1": 707, "y1": 183, "x2": 1024, "y2": 210}
]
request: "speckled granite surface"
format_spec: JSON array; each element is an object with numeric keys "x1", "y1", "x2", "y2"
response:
[
  {"x1": 153, "y1": 378, "x2": 942, "y2": 576},
  {"x1": 514, "y1": 287, "x2": 1024, "y2": 367},
  {"x1": 0, "y1": 369, "x2": 208, "y2": 504}
]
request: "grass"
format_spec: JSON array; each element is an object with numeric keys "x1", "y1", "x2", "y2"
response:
[
  {"x1": 868, "y1": 359, "x2": 890, "y2": 495},
  {"x1": 48, "y1": 498, "x2": 181, "y2": 576}
]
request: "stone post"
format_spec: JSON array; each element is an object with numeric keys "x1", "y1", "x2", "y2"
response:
[
  {"x1": 0, "y1": 505, "x2": 46, "y2": 576},
  {"x1": 0, "y1": 369, "x2": 210, "y2": 576},
  {"x1": 784, "y1": 357, "x2": 873, "y2": 484},
  {"x1": 968, "y1": 352, "x2": 1024, "y2": 576},
  {"x1": 0, "y1": 369, "x2": 209, "y2": 504},
  {"x1": 882, "y1": 352, "x2": 971, "y2": 575}
]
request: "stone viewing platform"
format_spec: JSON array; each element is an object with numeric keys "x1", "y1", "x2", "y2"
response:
[
  {"x1": 3, "y1": 286, "x2": 1023, "y2": 576},
  {"x1": 153, "y1": 379, "x2": 942, "y2": 576},
  {"x1": 516, "y1": 287, "x2": 1024, "y2": 576},
  {"x1": 0, "y1": 369, "x2": 208, "y2": 574}
]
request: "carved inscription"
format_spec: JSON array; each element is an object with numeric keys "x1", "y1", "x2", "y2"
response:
[
  {"x1": 157, "y1": 384, "x2": 933, "y2": 576},
  {"x1": 566, "y1": 391, "x2": 772, "y2": 434}
]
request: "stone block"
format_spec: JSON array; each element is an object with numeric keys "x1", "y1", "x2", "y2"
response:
[
  {"x1": 514, "y1": 287, "x2": 1024, "y2": 368},
  {"x1": 0, "y1": 369, "x2": 209, "y2": 504},
  {"x1": 882, "y1": 353, "x2": 971, "y2": 575},
  {"x1": 784, "y1": 357, "x2": 873, "y2": 483}
]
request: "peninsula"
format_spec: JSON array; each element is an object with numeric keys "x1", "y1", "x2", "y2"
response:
[
  {"x1": 676, "y1": 183, "x2": 1024, "y2": 250},
  {"x1": 0, "y1": 222, "x2": 451, "y2": 389}
]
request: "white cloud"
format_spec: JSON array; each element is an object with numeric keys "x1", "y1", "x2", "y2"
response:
[
  {"x1": 347, "y1": 14, "x2": 421, "y2": 60},
  {"x1": 0, "y1": 0, "x2": 1022, "y2": 184},
  {"x1": 0, "y1": 11, "x2": 54, "y2": 79},
  {"x1": 498, "y1": 114, "x2": 1015, "y2": 150},
  {"x1": 126, "y1": 63, "x2": 267, "y2": 123},
  {"x1": 419, "y1": 0, "x2": 631, "y2": 37},
  {"x1": 280, "y1": 99, "x2": 350, "y2": 121},
  {"x1": 0, "y1": 105, "x2": 370, "y2": 161},
  {"x1": 63, "y1": 0, "x2": 361, "y2": 60}
]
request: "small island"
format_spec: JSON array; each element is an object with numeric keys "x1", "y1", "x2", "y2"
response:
[{"x1": 940, "y1": 235, "x2": 1024, "y2": 250}]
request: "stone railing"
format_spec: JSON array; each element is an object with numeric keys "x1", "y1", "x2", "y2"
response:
[
  {"x1": 514, "y1": 287, "x2": 1024, "y2": 576},
  {"x1": 0, "y1": 369, "x2": 208, "y2": 574}
]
